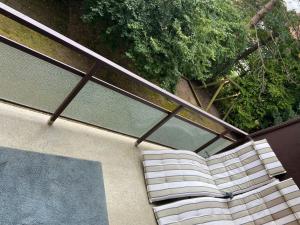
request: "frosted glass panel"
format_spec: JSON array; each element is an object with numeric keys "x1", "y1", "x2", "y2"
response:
[
  {"x1": 0, "y1": 42, "x2": 80, "y2": 112},
  {"x1": 63, "y1": 81, "x2": 167, "y2": 137},
  {"x1": 147, "y1": 117, "x2": 216, "y2": 150},
  {"x1": 0, "y1": 41, "x2": 234, "y2": 149},
  {"x1": 199, "y1": 138, "x2": 233, "y2": 158}
]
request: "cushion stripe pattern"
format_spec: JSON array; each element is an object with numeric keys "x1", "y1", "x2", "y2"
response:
[
  {"x1": 153, "y1": 179, "x2": 300, "y2": 225},
  {"x1": 142, "y1": 139, "x2": 286, "y2": 202}
]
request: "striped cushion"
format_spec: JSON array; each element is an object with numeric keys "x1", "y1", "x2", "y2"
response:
[
  {"x1": 142, "y1": 139, "x2": 286, "y2": 202},
  {"x1": 153, "y1": 179, "x2": 300, "y2": 225}
]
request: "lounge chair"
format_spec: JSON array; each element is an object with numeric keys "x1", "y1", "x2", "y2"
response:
[
  {"x1": 153, "y1": 178, "x2": 300, "y2": 225},
  {"x1": 142, "y1": 139, "x2": 286, "y2": 203}
]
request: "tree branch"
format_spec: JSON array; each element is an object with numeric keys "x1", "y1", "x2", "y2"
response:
[
  {"x1": 249, "y1": 0, "x2": 278, "y2": 27},
  {"x1": 236, "y1": 35, "x2": 274, "y2": 61}
]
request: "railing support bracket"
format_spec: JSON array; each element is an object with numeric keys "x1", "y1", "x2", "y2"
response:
[
  {"x1": 135, "y1": 105, "x2": 183, "y2": 147},
  {"x1": 48, "y1": 62, "x2": 99, "y2": 125}
]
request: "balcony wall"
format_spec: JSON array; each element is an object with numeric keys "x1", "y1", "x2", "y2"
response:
[{"x1": 252, "y1": 118, "x2": 300, "y2": 186}]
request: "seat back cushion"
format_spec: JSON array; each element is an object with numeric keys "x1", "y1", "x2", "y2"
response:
[
  {"x1": 207, "y1": 139, "x2": 286, "y2": 195},
  {"x1": 254, "y1": 139, "x2": 286, "y2": 177}
]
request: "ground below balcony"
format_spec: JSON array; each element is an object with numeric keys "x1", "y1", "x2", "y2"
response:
[{"x1": 0, "y1": 101, "x2": 167, "y2": 225}]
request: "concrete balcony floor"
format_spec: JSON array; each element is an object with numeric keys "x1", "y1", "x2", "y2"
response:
[{"x1": 0, "y1": 101, "x2": 167, "y2": 225}]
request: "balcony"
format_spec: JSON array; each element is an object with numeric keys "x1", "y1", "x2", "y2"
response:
[{"x1": 0, "y1": 3, "x2": 299, "y2": 225}]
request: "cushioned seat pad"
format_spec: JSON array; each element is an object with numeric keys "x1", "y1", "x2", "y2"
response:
[
  {"x1": 153, "y1": 179, "x2": 300, "y2": 225},
  {"x1": 142, "y1": 139, "x2": 286, "y2": 202}
]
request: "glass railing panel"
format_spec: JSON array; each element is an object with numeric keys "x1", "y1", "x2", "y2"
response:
[
  {"x1": 62, "y1": 80, "x2": 168, "y2": 137},
  {"x1": 178, "y1": 108, "x2": 238, "y2": 141},
  {"x1": 94, "y1": 70, "x2": 179, "y2": 112},
  {"x1": 146, "y1": 117, "x2": 217, "y2": 150},
  {"x1": 0, "y1": 14, "x2": 93, "y2": 72},
  {"x1": 198, "y1": 138, "x2": 233, "y2": 158},
  {"x1": 0, "y1": 41, "x2": 81, "y2": 112},
  {"x1": 178, "y1": 108, "x2": 227, "y2": 134}
]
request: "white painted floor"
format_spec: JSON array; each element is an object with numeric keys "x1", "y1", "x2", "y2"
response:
[{"x1": 0, "y1": 101, "x2": 167, "y2": 225}]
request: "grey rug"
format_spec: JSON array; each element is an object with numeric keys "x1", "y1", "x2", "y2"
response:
[{"x1": 0, "y1": 147, "x2": 109, "y2": 225}]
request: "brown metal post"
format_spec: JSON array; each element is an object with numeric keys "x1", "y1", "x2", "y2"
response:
[
  {"x1": 48, "y1": 62, "x2": 99, "y2": 125},
  {"x1": 135, "y1": 105, "x2": 184, "y2": 146}
]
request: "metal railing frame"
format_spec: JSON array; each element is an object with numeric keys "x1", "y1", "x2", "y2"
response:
[{"x1": 0, "y1": 3, "x2": 250, "y2": 153}]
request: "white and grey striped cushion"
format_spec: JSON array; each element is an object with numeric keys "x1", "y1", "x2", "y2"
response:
[
  {"x1": 142, "y1": 139, "x2": 286, "y2": 202},
  {"x1": 153, "y1": 178, "x2": 300, "y2": 225}
]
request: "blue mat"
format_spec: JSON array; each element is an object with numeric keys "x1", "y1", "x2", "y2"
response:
[{"x1": 0, "y1": 147, "x2": 109, "y2": 225}]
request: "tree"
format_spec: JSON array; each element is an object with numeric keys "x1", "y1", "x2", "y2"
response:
[
  {"x1": 218, "y1": 0, "x2": 300, "y2": 132},
  {"x1": 217, "y1": 0, "x2": 280, "y2": 75}
]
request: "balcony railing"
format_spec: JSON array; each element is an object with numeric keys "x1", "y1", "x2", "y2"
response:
[{"x1": 0, "y1": 3, "x2": 249, "y2": 157}]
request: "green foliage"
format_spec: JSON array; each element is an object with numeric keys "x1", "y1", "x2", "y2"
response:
[
  {"x1": 221, "y1": 62, "x2": 298, "y2": 131},
  {"x1": 218, "y1": 1, "x2": 300, "y2": 132},
  {"x1": 82, "y1": 0, "x2": 247, "y2": 90}
]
